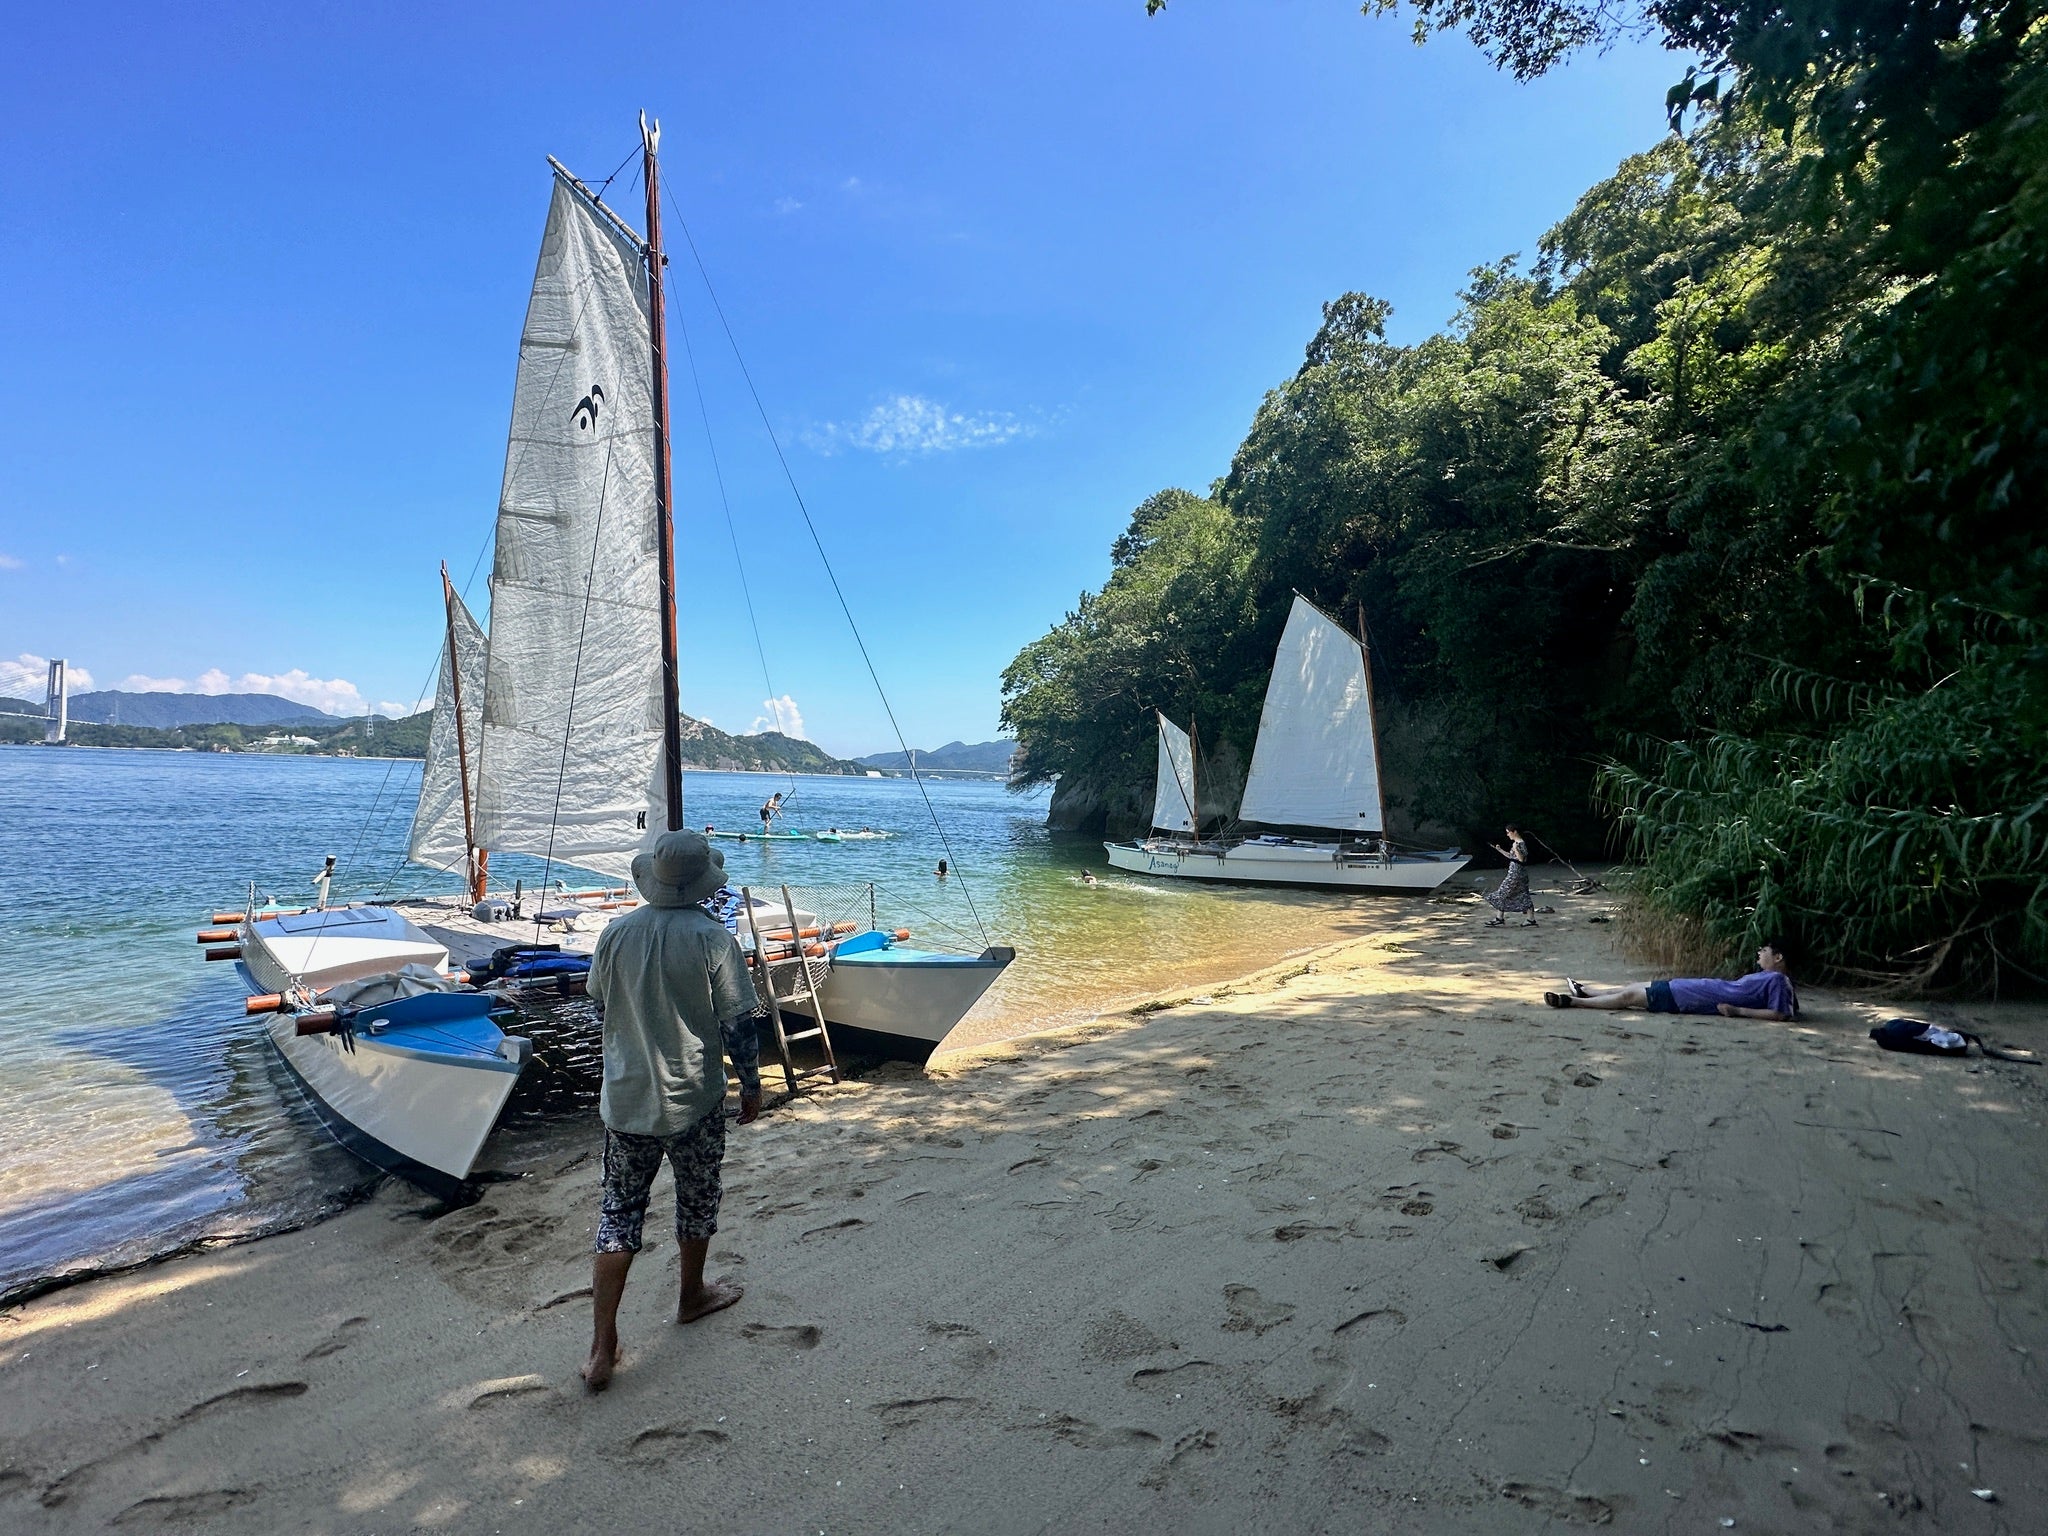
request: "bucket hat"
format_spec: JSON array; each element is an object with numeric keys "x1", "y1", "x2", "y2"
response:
[{"x1": 632, "y1": 829, "x2": 726, "y2": 908}]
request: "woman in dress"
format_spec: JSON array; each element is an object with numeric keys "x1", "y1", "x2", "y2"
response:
[{"x1": 1483, "y1": 824, "x2": 1536, "y2": 927}]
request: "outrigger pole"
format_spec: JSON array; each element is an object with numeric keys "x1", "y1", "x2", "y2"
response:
[
  {"x1": 641, "y1": 110, "x2": 686, "y2": 833},
  {"x1": 441, "y1": 562, "x2": 488, "y2": 906}
]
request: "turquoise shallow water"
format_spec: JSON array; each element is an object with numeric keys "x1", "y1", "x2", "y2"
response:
[{"x1": 0, "y1": 747, "x2": 1395, "y2": 1299}]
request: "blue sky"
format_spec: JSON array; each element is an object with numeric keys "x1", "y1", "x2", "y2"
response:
[{"x1": 0, "y1": 2, "x2": 1680, "y2": 757}]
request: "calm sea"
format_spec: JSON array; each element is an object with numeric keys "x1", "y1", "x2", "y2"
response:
[{"x1": 0, "y1": 747, "x2": 1399, "y2": 1300}]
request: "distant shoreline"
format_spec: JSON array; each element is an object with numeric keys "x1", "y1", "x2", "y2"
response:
[{"x1": 0, "y1": 742, "x2": 1012, "y2": 781}]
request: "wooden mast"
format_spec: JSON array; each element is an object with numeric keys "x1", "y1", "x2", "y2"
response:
[
  {"x1": 1356, "y1": 601, "x2": 1389, "y2": 839},
  {"x1": 640, "y1": 111, "x2": 686, "y2": 832},
  {"x1": 441, "y1": 562, "x2": 488, "y2": 905}
]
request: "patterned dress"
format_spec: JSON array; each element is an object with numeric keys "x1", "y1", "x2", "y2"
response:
[{"x1": 1484, "y1": 838, "x2": 1534, "y2": 916}]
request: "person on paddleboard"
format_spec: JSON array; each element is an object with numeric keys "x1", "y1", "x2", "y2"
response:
[{"x1": 758, "y1": 791, "x2": 783, "y2": 834}]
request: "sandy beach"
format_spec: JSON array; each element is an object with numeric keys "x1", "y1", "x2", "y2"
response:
[{"x1": 4, "y1": 880, "x2": 2045, "y2": 1533}]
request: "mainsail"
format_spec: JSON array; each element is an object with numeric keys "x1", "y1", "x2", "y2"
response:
[
  {"x1": 1152, "y1": 712, "x2": 1197, "y2": 834},
  {"x1": 407, "y1": 587, "x2": 486, "y2": 871},
  {"x1": 472, "y1": 172, "x2": 666, "y2": 880},
  {"x1": 1237, "y1": 594, "x2": 1384, "y2": 833}
]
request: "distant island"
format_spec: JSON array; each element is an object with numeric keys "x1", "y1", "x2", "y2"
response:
[
  {"x1": 65, "y1": 690, "x2": 335, "y2": 729},
  {"x1": 857, "y1": 740, "x2": 1016, "y2": 777},
  {"x1": 0, "y1": 692, "x2": 874, "y2": 776}
]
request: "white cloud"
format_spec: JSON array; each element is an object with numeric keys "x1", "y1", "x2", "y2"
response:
[
  {"x1": 748, "y1": 694, "x2": 807, "y2": 738},
  {"x1": 807, "y1": 394, "x2": 1031, "y2": 456},
  {"x1": 0, "y1": 653, "x2": 96, "y2": 696},
  {"x1": 773, "y1": 196, "x2": 803, "y2": 215},
  {"x1": 0, "y1": 553, "x2": 22, "y2": 570},
  {"x1": 377, "y1": 697, "x2": 431, "y2": 719}
]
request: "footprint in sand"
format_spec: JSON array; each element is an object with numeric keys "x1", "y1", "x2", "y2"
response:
[
  {"x1": 112, "y1": 1488, "x2": 259, "y2": 1526},
  {"x1": 1018, "y1": 1412, "x2": 1161, "y2": 1450},
  {"x1": 629, "y1": 1425, "x2": 730, "y2": 1459},
  {"x1": 1140, "y1": 1428, "x2": 1221, "y2": 1490},
  {"x1": 740, "y1": 1323, "x2": 822, "y2": 1349},
  {"x1": 870, "y1": 1396, "x2": 980, "y2": 1428},
  {"x1": 301, "y1": 1316, "x2": 369, "y2": 1360},
  {"x1": 1498, "y1": 1482, "x2": 1615, "y2": 1524},
  {"x1": 923, "y1": 1321, "x2": 998, "y2": 1370},
  {"x1": 1221, "y1": 1284, "x2": 1295, "y2": 1336}
]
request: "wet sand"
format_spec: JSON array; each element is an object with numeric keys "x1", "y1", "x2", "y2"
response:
[{"x1": 4, "y1": 879, "x2": 2045, "y2": 1532}]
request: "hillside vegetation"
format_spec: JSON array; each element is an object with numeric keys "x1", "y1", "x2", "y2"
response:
[
  {"x1": 1006, "y1": 0, "x2": 2047, "y2": 991},
  {"x1": 2, "y1": 703, "x2": 866, "y2": 776}
]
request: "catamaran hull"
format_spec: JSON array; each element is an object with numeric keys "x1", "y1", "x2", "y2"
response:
[
  {"x1": 780, "y1": 947, "x2": 1014, "y2": 1048},
  {"x1": 239, "y1": 906, "x2": 450, "y2": 994},
  {"x1": 1104, "y1": 840, "x2": 1469, "y2": 893},
  {"x1": 265, "y1": 1006, "x2": 524, "y2": 1198}
]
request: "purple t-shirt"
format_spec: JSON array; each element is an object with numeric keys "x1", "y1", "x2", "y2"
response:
[{"x1": 1669, "y1": 971, "x2": 1797, "y2": 1017}]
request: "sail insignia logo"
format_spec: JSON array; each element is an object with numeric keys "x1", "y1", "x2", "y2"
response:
[{"x1": 571, "y1": 384, "x2": 606, "y2": 431}]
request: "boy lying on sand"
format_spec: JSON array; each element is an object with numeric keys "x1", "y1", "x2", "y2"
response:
[{"x1": 1544, "y1": 940, "x2": 1798, "y2": 1022}]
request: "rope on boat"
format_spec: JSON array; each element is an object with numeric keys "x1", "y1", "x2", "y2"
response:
[{"x1": 662, "y1": 180, "x2": 991, "y2": 948}]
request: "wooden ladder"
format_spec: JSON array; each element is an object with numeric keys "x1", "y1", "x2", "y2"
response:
[{"x1": 741, "y1": 883, "x2": 842, "y2": 1095}]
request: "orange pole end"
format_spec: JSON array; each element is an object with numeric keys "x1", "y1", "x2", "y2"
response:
[
  {"x1": 245, "y1": 993, "x2": 285, "y2": 1015},
  {"x1": 197, "y1": 928, "x2": 237, "y2": 945},
  {"x1": 893, "y1": 929, "x2": 911, "y2": 942},
  {"x1": 211, "y1": 912, "x2": 244, "y2": 925}
]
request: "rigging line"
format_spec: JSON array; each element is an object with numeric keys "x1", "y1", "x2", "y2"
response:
[
  {"x1": 667, "y1": 267, "x2": 786, "y2": 777},
  {"x1": 333, "y1": 641, "x2": 438, "y2": 894},
  {"x1": 660, "y1": 181, "x2": 989, "y2": 946},
  {"x1": 532, "y1": 432, "x2": 620, "y2": 943},
  {"x1": 590, "y1": 141, "x2": 642, "y2": 205}
]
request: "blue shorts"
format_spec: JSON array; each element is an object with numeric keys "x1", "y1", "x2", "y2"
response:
[{"x1": 1646, "y1": 979, "x2": 1677, "y2": 1013}]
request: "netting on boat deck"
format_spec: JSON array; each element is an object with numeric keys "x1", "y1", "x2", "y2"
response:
[{"x1": 732, "y1": 882, "x2": 871, "y2": 1004}]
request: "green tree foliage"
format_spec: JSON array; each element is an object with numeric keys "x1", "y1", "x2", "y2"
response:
[{"x1": 1026, "y1": 1, "x2": 2048, "y2": 987}]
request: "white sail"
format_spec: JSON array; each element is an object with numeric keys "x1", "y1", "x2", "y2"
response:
[
  {"x1": 407, "y1": 589, "x2": 486, "y2": 872},
  {"x1": 472, "y1": 172, "x2": 666, "y2": 881},
  {"x1": 1237, "y1": 594, "x2": 1384, "y2": 833},
  {"x1": 1152, "y1": 712, "x2": 1197, "y2": 834}
]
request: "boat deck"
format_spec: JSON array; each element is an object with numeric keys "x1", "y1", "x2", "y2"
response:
[{"x1": 390, "y1": 893, "x2": 621, "y2": 974}]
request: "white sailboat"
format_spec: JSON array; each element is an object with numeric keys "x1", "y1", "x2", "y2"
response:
[
  {"x1": 1103, "y1": 593, "x2": 1470, "y2": 893},
  {"x1": 217, "y1": 119, "x2": 1011, "y2": 1196}
]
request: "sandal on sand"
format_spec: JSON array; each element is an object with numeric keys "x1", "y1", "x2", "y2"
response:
[
  {"x1": 1520, "y1": 919, "x2": 1538, "y2": 928},
  {"x1": 1544, "y1": 992, "x2": 1572, "y2": 1008},
  {"x1": 1484, "y1": 917, "x2": 1505, "y2": 928},
  {"x1": 1565, "y1": 977, "x2": 1589, "y2": 998}
]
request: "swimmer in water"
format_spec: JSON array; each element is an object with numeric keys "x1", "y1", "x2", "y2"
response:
[
  {"x1": 1081, "y1": 870, "x2": 1098, "y2": 886},
  {"x1": 936, "y1": 859, "x2": 949, "y2": 879}
]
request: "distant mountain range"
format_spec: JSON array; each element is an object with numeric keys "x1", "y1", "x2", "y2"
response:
[
  {"x1": 65, "y1": 690, "x2": 336, "y2": 728},
  {"x1": 857, "y1": 740, "x2": 1015, "y2": 775},
  {"x1": 4, "y1": 689, "x2": 869, "y2": 776}
]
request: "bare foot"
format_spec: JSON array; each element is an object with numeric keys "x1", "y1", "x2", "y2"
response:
[
  {"x1": 677, "y1": 1279, "x2": 744, "y2": 1325},
  {"x1": 581, "y1": 1341, "x2": 622, "y2": 1392}
]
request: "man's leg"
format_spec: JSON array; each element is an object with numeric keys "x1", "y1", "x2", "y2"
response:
[
  {"x1": 1570, "y1": 984, "x2": 1651, "y2": 1009},
  {"x1": 585, "y1": 1129, "x2": 663, "y2": 1389},
  {"x1": 586, "y1": 1251, "x2": 632, "y2": 1389},
  {"x1": 668, "y1": 1110, "x2": 743, "y2": 1324}
]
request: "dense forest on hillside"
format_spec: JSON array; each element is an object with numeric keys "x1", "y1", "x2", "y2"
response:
[{"x1": 1008, "y1": 0, "x2": 2046, "y2": 990}]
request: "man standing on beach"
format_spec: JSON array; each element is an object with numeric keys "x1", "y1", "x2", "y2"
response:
[{"x1": 582, "y1": 829, "x2": 763, "y2": 1391}]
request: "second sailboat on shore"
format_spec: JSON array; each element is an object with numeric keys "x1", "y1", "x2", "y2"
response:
[{"x1": 1104, "y1": 593, "x2": 1469, "y2": 893}]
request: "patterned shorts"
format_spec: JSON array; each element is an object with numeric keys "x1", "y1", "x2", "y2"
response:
[{"x1": 593, "y1": 1111, "x2": 727, "y2": 1253}]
